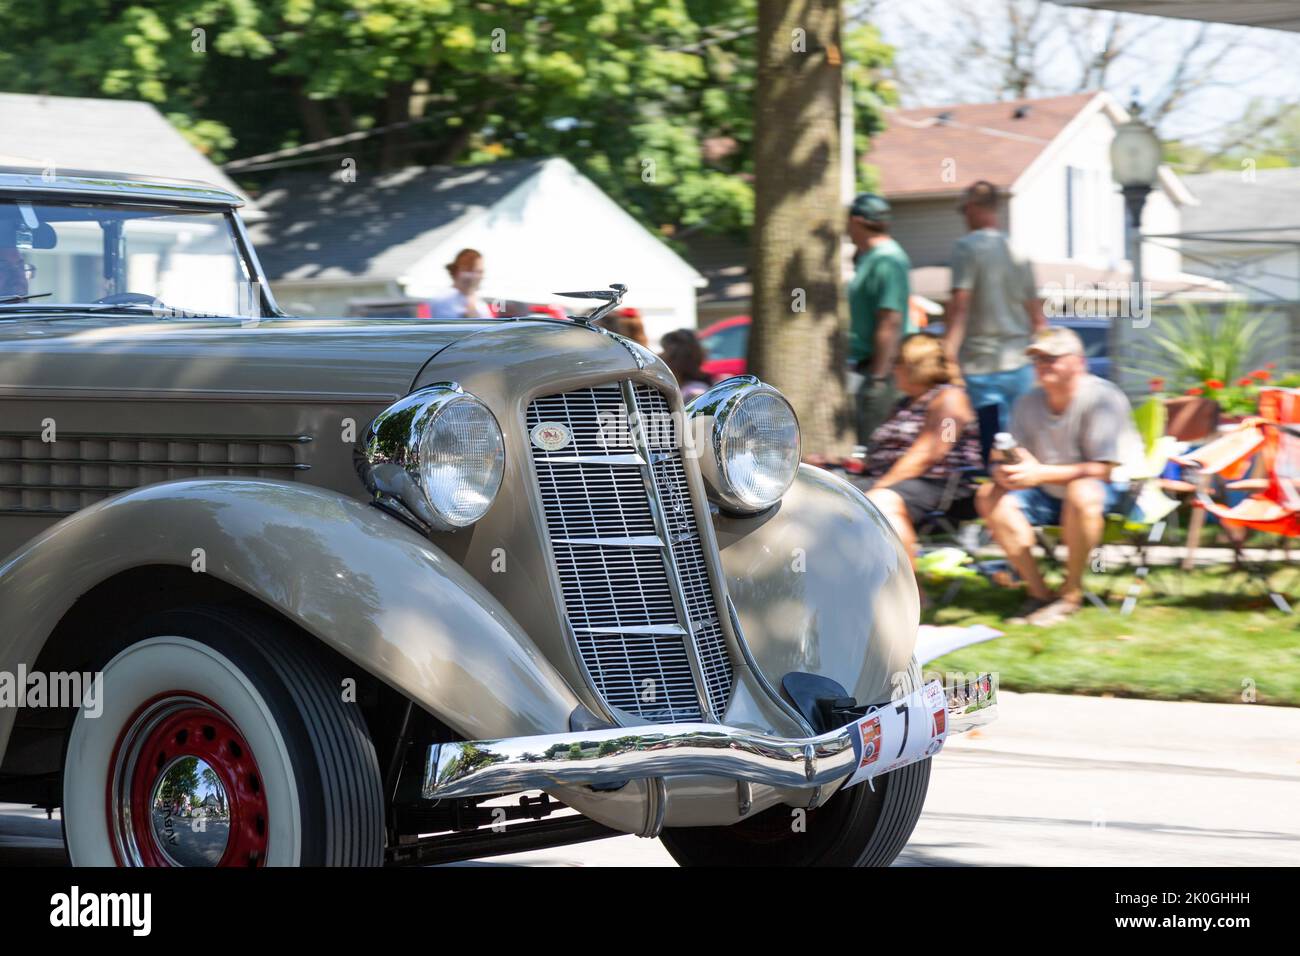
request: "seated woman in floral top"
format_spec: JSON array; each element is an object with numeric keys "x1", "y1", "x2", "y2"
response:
[{"x1": 864, "y1": 333, "x2": 982, "y2": 568}]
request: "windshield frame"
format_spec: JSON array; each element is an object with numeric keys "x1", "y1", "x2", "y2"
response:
[{"x1": 0, "y1": 195, "x2": 280, "y2": 319}]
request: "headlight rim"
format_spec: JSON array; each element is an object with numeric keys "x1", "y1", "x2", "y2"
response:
[
  {"x1": 689, "y1": 374, "x2": 801, "y2": 515},
  {"x1": 356, "y1": 382, "x2": 505, "y2": 533}
]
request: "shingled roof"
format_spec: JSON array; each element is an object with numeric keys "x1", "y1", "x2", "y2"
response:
[
  {"x1": 1182, "y1": 167, "x2": 1300, "y2": 237},
  {"x1": 248, "y1": 160, "x2": 544, "y2": 282},
  {"x1": 866, "y1": 92, "x2": 1099, "y2": 199}
]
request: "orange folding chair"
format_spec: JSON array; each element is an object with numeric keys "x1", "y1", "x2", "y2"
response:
[{"x1": 1173, "y1": 388, "x2": 1300, "y2": 609}]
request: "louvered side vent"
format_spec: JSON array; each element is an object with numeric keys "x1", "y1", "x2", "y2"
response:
[
  {"x1": 0, "y1": 433, "x2": 310, "y2": 515},
  {"x1": 527, "y1": 382, "x2": 734, "y2": 723}
]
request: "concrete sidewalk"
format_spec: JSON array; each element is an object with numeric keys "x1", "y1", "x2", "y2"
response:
[{"x1": 901, "y1": 691, "x2": 1300, "y2": 866}]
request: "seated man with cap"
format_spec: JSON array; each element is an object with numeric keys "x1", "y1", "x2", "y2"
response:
[{"x1": 975, "y1": 326, "x2": 1143, "y2": 626}]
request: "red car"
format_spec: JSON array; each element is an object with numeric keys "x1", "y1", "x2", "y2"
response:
[{"x1": 698, "y1": 314, "x2": 750, "y2": 381}]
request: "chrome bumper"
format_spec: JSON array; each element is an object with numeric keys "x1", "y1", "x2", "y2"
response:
[{"x1": 423, "y1": 675, "x2": 996, "y2": 800}]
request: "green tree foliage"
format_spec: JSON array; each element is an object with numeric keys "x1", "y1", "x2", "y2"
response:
[{"x1": 0, "y1": 0, "x2": 893, "y2": 241}]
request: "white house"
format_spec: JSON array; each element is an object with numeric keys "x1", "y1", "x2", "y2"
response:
[
  {"x1": 866, "y1": 91, "x2": 1225, "y2": 312},
  {"x1": 249, "y1": 157, "x2": 706, "y2": 345},
  {"x1": 1181, "y1": 168, "x2": 1300, "y2": 304}
]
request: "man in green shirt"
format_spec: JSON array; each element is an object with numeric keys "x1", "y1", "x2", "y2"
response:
[{"x1": 847, "y1": 192, "x2": 914, "y2": 443}]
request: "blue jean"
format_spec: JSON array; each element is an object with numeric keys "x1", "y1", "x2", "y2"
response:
[
  {"x1": 965, "y1": 365, "x2": 1036, "y2": 433},
  {"x1": 1010, "y1": 483, "x2": 1133, "y2": 527}
]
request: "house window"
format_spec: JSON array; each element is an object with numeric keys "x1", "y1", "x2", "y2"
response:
[{"x1": 1066, "y1": 166, "x2": 1087, "y2": 260}]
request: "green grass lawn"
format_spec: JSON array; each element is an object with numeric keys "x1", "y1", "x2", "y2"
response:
[{"x1": 924, "y1": 560, "x2": 1300, "y2": 707}]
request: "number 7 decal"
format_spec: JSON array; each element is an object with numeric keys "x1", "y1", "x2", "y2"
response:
[{"x1": 894, "y1": 700, "x2": 910, "y2": 759}]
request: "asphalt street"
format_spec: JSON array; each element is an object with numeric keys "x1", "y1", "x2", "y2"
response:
[{"x1": 4, "y1": 691, "x2": 1298, "y2": 867}]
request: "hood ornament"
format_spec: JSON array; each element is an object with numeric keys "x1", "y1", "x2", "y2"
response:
[
  {"x1": 554, "y1": 283, "x2": 648, "y2": 369},
  {"x1": 554, "y1": 283, "x2": 627, "y2": 326}
]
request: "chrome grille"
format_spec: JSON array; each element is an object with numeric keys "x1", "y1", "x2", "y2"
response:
[
  {"x1": 528, "y1": 382, "x2": 734, "y2": 722},
  {"x1": 636, "y1": 385, "x2": 734, "y2": 716}
]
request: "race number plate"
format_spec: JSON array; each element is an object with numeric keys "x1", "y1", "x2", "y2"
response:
[{"x1": 842, "y1": 680, "x2": 948, "y2": 789}]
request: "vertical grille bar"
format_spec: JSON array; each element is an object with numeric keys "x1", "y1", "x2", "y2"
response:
[
  {"x1": 527, "y1": 382, "x2": 734, "y2": 723},
  {"x1": 632, "y1": 384, "x2": 735, "y2": 719}
]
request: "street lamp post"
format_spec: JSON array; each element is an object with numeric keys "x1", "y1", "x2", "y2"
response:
[{"x1": 1109, "y1": 100, "x2": 1162, "y2": 371}]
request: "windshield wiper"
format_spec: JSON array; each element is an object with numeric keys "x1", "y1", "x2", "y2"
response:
[
  {"x1": 0, "y1": 301, "x2": 224, "y2": 320},
  {"x1": 0, "y1": 292, "x2": 53, "y2": 304},
  {"x1": 80, "y1": 302, "x2": 223, "y2": 319}
]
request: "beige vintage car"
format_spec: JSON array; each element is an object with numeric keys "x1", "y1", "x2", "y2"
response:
[{"x1": 0, "y1": 170, "x2": 994, "y2": 867}]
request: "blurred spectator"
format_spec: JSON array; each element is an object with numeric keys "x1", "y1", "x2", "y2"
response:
[
  {"x1": 589, "y1": 306, "x2": 649, "y2": 346},
  {"x1": 975, "y1": 327, "x2": 1143, "y2": 626},
  {"x1": 615, "y1": 307, "x2": 649, "y2": 347},
  {"x1": 660, "y1": 329, "x2": 712, "y2": 402},
  {"x1": 427, "y1": 248, "x2": 494, "y2": 318},
  {"x1": 863, "y1": 333, "x2": 981, "y2": 568},
  {"x1": 943, "y1": 180, "x2": 1046, "y2": 431},
  {"x1": 846, "y1": 192, "x2": 915, "y2": 443}
]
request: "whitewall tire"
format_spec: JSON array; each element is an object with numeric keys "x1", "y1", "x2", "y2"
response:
[{"x1": 62, "y1": 607, "x2": 384, "y2": 867}]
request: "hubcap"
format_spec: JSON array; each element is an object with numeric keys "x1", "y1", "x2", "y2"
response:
[{"x1": 109, "y1": 696, "x2": 269, "y2": 867}]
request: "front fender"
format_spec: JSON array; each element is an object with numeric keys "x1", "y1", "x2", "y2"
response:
[
  {"x1": 0, "y1": 479, "x2": 583, "y2": 756},
  {"x1": 716, "y1": 465, "x2": 919, "y2": 708}
]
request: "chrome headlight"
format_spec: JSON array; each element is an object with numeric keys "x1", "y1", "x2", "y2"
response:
[
  {"x1": 687, "y1": 376, "x2": 800, "y2": 514},
  {"x1": 356, "y1": 383, "x2": 505, "y2": 532}
]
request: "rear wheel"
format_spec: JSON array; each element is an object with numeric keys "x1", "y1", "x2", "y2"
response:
[{"x1": 62, "y1": 606, "x2": 384, "y2": 866}]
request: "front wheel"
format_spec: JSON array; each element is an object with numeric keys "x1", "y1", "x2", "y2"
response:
[
  {"x1": 62, "y1": 606, "x2": 384, "y2": 866},
  {"x1": 662, "y1": 657, "x2": 932, "y2": 867},
  {"x1": 659, "y1": 756, "x2": 930, "y2": 867}
]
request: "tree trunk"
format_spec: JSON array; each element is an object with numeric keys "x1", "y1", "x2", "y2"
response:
[
  {"x1": 749, "y1": 0, "x2": 850, "y2": 458},
  {"x1": 293, "y1": 79, "x2": 332, "y2": 143},
  {"x1": 378, "y1": 81, "x2": 415, "y2": 170}
]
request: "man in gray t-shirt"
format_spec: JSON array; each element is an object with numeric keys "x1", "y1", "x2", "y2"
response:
[
  {"x1": 975, "y1": 327, "x2": 1142, "y2": 627},
  {"x1": 943, "y1": 181, "x2": 1046, "y2": 432}
]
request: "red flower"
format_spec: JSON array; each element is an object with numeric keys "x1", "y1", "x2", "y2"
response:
[
  {"x1": 1251, "y1": 369, "x2": 1271, "y2": 381},
  {"x1": 1205, "y1": 379, "x2": 1224, "y2": 390},
  {"x1": 1266, "y1": 362, "x2": 1278, "y2": 370},
  {"x1": 1238, "y1": 377, "x2": 1253, "y2": 387},
  {"x1": 1187, "y1": 387, "x2": 1204, "y2": 396},
  {"x1": 1148, "y1": 377, "x2": 1165, "y2": 391}
]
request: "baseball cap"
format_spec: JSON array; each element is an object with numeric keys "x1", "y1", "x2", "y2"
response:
[
  {"x1": 1025, "y1": 326, "x2": 1085, "y2": 358},
  {"x1": 849, "y1": 192, "x2": 891, "y2": 223}
]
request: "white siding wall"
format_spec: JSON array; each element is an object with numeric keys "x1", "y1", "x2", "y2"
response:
[
  {"x1": 888, "y1": 197, "x2": 1007, "y2": 268},
  {"x1": 1011, "y1": 111, "x2": 1126, "y2": 268},
  {"x1": 1011, "y1": 109, "x2": 1183, "y2": 279},
  {"x1": 1140, "y1": 190, "x2": 1183, "y2": 280},
  {"x1": 270, "y1": 280, "x2": 399, "y2": 317},
  {"x1": 1185, "y1": 244, "x2": 1300, "y2": 302}
]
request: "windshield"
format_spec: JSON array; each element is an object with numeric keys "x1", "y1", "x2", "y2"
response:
[{"x1": 0, "y1": 200, "x2": 261, "y2": 318}]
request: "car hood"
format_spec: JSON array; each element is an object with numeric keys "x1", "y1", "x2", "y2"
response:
[{"x1": 0, "y1": 315, "x2": 510, "y2": 401}]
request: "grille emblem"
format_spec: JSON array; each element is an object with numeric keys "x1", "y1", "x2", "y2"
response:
[{"x1": 530, "y1": 421, "x2": 572, "y2": 451}]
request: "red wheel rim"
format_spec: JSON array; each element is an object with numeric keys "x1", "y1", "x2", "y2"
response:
[{"x1": 109, "y1": 695, "x2": 270, "y2": 867}]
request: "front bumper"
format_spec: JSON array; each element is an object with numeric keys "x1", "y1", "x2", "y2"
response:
[{"x1": 423, "y1": 674, "x2": 996, "y2": 800}]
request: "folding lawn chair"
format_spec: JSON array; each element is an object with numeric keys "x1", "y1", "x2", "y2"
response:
[
  {"x1": 1173, "y1": 387, "x2": 1300, "y2": 611},
  {"x1": 915, "y1": 402, "x2": 999, "y2": 543},
  {"x1": 914, "y1": 404, "x2": 1000, "y2": 603}
]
